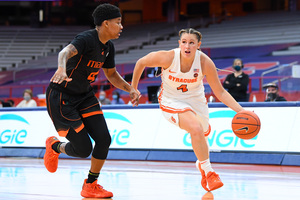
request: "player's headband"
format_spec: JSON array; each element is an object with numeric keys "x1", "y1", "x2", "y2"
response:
[{"x1": 94, "y1": 10, "x2": 121, "y2": 26}]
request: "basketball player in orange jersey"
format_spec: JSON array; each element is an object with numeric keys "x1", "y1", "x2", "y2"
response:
[
  {"x1": 43, "y1": 3, "x2": 139, "y2": 198},
  {"x1": 131, "y1": 28, "x2": 245, "y2": 191}
]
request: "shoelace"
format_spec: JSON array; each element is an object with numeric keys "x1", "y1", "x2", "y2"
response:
[
  {"x1": 208, "y1": 172, "x2": 220, "y2": 181},
  {"x1": 90, "y1": 182, "x2": 108, "y2": 192},
  {"x1": 48, "y1": 148, "x2": 59, "y2": 157},
  {"x1": 49, "y1": 154, "x2": 59, "y2": 160}
]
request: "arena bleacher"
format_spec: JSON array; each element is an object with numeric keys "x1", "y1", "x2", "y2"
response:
[
  {"x1": 1, "y1": 11, "x2": 300, "y2": 105},
  {"x1": 0, "y1": 26, "x2": 87, "y2": 70}
]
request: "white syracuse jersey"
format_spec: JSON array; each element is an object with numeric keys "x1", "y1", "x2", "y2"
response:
[
  {"x1": 160, "y1": 48, "x2": 206, "y2": 101},
  {"x1": 158, "y1": 48, "x2": 210, "y2": 135}
]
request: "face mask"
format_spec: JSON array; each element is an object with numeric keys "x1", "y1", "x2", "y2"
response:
[
  {"x1": 233, "y1": 65, "x2": 241, "y2": 71},
  {"x1": 267, "y1": 93, "x2": 277, "y2": 101},
  {"x1": 24, "y1": 96, "x2": 30, "y2": 101},
  {"x1": 112, "y1": 95, "x2": 118, "y2": 99},
  {"x1": 99, "y1": 95, "x2": 105, "y2": 100}
]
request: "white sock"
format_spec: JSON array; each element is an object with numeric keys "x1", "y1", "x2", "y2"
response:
[{"x1": 200, "y1": 158, "x2": 214, "y2": 176}]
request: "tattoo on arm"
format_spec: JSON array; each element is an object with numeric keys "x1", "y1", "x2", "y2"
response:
[
  {"x1": 68, "y1": 45, "x2": 78, "y2": 59},
  {"x1": 58, "y1": 44, "x2": 78, "y2": 68},
  {"x1": 123, "y1": 84, "x2": 130, "y2": 92}
]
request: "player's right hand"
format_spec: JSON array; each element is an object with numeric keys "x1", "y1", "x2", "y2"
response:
[{"x1": 50, "y1": 67, "x2": 72, "y2": 84}]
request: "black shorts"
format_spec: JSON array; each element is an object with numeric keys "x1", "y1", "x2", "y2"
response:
[{"x1": 46, "y1": 86, "x2": 102, "y2": 137}]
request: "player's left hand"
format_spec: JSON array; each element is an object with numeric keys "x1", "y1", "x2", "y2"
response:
[{"x1": 130, "y1": 88, "x2": 140, "y2": 107}]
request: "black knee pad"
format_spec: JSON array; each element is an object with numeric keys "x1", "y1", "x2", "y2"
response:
[
  {"x1": 76, "y1": 143, "x2": 93, "y2": 158},
  {"x1": 82, "y1": 114, "x2": 112, "y2": 160},
  {"x1": 65, "y1": 138, "x2": 93, "y2": 158},
  {"x1": 92, "y1": 129, "x2": 111, "y2": 159},
  {"x1": 65, "y1": 128, "x2": 93, "y2": 158}
]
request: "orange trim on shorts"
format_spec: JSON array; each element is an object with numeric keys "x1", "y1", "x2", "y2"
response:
[
  {"x1": 74, "y1": 123, "x2": 84, "y2": 133},
  {"x1": 79, "y1": 103, "x2": 100, "y2": 111},
  {"x1": 81, "y1": 110, "x2": 103, "y2": 118},
  {"x1": 58, "y1": 128, "x2": 70, "y2": 137},
  {"x1": 204, "y1": 124, "x2": 211, "y2": 137}
]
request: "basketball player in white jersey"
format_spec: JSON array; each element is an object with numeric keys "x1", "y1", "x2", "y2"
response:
[{"x1": 131, "y1": 28, "x2": 244, "y2": 192}]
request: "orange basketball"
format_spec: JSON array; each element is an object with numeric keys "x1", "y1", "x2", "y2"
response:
[{"x1": 231, "y1": 110, "x2": 261, "y2": 140}]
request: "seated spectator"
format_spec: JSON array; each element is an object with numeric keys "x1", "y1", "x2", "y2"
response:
[
  {"x1": 99, "y1": 90, "x2": 111, "y2": 105},
  {"x1": 6, "y1": 99, "x2": 15, "y2": 107},
  {"x1": 16, "y1": 89, "x2": 37, "y2": 107},
  {"x1": 263, "y1": 83, "x2": 287, "y2": 102},
  {"x1": 2, "y1": 99, "x2": 15, "y2": 107},
  {"x1": 111, "y1": 91, "x2": 125, "y2": 105}
]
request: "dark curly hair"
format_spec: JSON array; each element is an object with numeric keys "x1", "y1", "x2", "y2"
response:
[{"x1": 92, "y1": 3, "x2": 121, "y2": 26}]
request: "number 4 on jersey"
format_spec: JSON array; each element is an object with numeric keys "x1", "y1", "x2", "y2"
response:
[
  {"x1": 87, "y1": 72, "x2": 99, "y2": 82},
  {"x1": 177, "y1": 84, "x2": 188, "y2": 92}
]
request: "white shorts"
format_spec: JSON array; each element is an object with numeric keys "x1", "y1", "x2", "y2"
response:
[{"x1": 159, "y1": 94, "x2": 211, "y2": 136}]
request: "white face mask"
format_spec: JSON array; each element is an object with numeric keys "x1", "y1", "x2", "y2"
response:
[
  {"x1": 112, "y1": 95, "x2": 118, "y2": 99},
  {"x1": 24, "y1": 96, "x2": 31, "y2": 101},
  {"x1": 99, "y1": 95, "x2": 105, "y2": 100}
]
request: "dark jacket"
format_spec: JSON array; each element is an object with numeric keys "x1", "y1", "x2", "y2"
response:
[{"x1": 223, "y1": 72, "x2": 249, "y2": 102}]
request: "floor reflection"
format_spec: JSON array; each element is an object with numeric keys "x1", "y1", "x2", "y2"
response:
[
  {"x1": 1, "y1": 158, "x2": 300, "y2": 200},
  {"x1": 202, "y1": 192, "x2": 214, "y2": 200}
]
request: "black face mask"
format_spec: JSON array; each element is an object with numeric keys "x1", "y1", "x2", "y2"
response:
[
  {"x1": 267, "y1": 93, "x2": 277, "y2": 101},
  {"x1": 233, "y1": 65, "x2": 241, "y2": 71}
]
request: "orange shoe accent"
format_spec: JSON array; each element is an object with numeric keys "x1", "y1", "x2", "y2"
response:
[
  {"x1": 206, "y1": 171, "x2": 224, "y2": 191},
  {"x1": 81, "y1": 179, "x2": 113, "y2": 198},
  {"x1": 43, "y1": 136, "x2": 60, "y2": 173},
  {"x1": 196, "y1": 160, "x2": 209, "y2": 191}
]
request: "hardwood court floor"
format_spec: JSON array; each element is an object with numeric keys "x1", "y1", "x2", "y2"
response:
[{"x1": 0, "y1": 157, "x2": 300, "y2": 200}]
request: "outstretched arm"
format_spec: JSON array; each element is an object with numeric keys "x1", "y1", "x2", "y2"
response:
[
  {"x1": 131, "y1": 50, "x2": 174, "y2": 91},
  {"x1": 202, "y1": 53, "x2": 244, "y2": 113},
  {"x1": 103, "y1": 67, "x2": 140, "y2": 106}
]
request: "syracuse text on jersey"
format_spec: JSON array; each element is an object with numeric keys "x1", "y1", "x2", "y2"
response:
[{"x1": 168, "y1": 74, "x2": 198, "y2": 83}]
